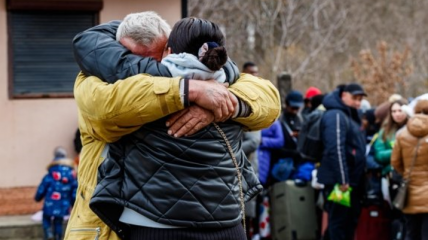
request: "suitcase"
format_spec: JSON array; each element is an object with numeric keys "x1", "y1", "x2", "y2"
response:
[
  {"x1": 270, "y1": 180, "x2": 318, "y2": 240},
  {"x1": 354, "y1": 202, "x2": 391, "y2": 240}
]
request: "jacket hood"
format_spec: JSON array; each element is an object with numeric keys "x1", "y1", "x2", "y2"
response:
[
  {"x1": 161, "y1": 53, "x2": 226, "y2": 83},
  {"x1": 47, "y1": 158, "x2": 74, "y2": 170},
  {"x1": 322, "y1": 90, "x2": 348, "y2": 112},
  {"x1": 322, "y1": 89, "x2": 361, "y2": 124},
  {"x1": 407, "y1": 114, "x2": 428, "y2": 138}
]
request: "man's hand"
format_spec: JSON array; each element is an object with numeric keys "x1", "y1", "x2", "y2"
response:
[
  {"x1": 339, "y1": 183, "x2": 350, "y2": 192},
  {"x1": 166, "y1": 105, "x2": 215, "y2": 138},
  {"x1": 188, "y1": 79, "x2": 237, "y2": 122}
]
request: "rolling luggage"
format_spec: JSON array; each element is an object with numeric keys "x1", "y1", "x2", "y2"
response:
[
  {"x1": 270, "y1": 180, "x2": 318, "y2": 240},
  {"x1": 354, "y1": 202, "x2": 391, "y2": 240}
]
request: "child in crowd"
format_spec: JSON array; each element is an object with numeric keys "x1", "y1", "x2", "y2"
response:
[{"x1": 35, "y1": 147, "x2": 77, "y2": 240}]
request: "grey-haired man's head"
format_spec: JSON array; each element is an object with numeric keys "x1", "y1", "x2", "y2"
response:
[{"x1": 116, "y1": 11, "x2": 171, "y2": 61}]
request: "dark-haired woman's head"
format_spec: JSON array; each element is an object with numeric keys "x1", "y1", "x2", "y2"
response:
[{"x1": 167, "y1": 17, "x2": 227, "y2": 71}]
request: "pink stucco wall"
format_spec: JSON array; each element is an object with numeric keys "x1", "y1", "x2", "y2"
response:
[{"x1": 0, "y1": 0, "x2": 181, "y2": 188}]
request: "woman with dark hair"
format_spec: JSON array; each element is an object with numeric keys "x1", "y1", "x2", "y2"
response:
[
  {"x1": 89, "y1": 17, "x2": 261, "y2": 240},
  {"x1": 161, "y1": 17, "x2": 229, "y2": 83},
  {"x1": 374, "y1": 99, "x2": 408, "y2": 176},
  {"x1": 391, "y1": 100, "x2": 428, "y2": 240}
]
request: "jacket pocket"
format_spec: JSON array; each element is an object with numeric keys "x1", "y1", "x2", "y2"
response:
[{"x1": 69, "y1": 227, "x2": 101, "y2": 240}]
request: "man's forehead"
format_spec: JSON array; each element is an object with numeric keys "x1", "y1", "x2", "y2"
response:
[{"x1": 351, "y1": 94, "x2": 364, "y2": 100}]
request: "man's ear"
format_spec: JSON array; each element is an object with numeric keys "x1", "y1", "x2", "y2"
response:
[{"x1": 162, "y1": 47, "x2": 172, "y2": 59}]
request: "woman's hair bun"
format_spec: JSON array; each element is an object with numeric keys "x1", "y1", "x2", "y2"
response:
[{"x1": 200, "y1": 46, "x2": 228, "y2": 71}]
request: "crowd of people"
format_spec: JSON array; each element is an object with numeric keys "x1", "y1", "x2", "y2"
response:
[
  {"x1": 33, "y1": 10, "x2": 428, "y2": 240},
  {"x1": 240, "y1": 62, "x2": 428, "y2": 240}
]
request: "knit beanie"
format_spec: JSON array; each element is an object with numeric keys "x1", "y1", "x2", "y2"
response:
[
  {"x1": 304, "y1": 87, "x2": 322, "y2": 99},
  {"x1": 53, "y1": 146, "x2": 67, "y2": 159}
]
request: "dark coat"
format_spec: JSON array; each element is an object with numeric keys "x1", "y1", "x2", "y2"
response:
[
  {"x1": 317, "y1": 90, "x2": 366, "y2": 187},
  {"x1": 90, "y1": 119, "x2": 262, "y2": 236},
  {"x1": 72, "y1": 21, "x2": 239, "y2": 84}
]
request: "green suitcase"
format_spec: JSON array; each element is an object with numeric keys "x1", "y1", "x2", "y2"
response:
[{"x1": 270, "y1": 180, "x2": 318, "y2": 240}]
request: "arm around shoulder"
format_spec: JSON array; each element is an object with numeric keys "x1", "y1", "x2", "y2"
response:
[
  {"x1": 73, "y1": 21, "x2": 171, "y2": 83},
  {"x1": 74, "y1": 72, "x2": 184, "y2": 142},
  {"x1": 229, "y1": 74, "x2": 281, "y2": 131}
]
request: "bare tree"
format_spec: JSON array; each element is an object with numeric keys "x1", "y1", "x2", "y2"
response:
[
  {"x1": 188, "y1": 0, "x2": 428, "y2": 100},
  {"x1": 351, "y1": 41, "x2": 413, "y2": 106}
]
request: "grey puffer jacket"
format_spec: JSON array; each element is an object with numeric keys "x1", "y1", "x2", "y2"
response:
[
  {"x1": 72, "y1": 20, "x2": 240, "y2": 83},
  {"x1": 90, "y1": 118, "x2": 263, "y2": 237}
]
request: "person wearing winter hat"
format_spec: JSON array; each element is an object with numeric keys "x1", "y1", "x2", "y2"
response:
[
  {"x1": 302, "y1": 87, "x2": 322, "y2": 120},
  {"x1": 272, "y1": 90, "x2": 305, "y2": 176},
  {"x1": 283, "y1": 90, "x2": 304, "y2": 137},
  {"x1": 318, "y1": 83, "x2": 367, "y2": 240},
  {"x1": 35, "y1": 147, "x2": 77, "y2": 240},
  {"x1": 391, "y1": 100, "x2": 428, "y2": 240}
]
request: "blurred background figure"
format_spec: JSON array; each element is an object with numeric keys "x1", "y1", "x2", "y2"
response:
[
  {"x1": 302, "y1": 86, "x2": 322, "y2": 120},
  {"x1": 242, "y1": 61, "x2": 259, "y2": 76},
  {"x1": 241, "y1": 61, "x2": 262, "y2": 240},
  {"x1": 35, "y1": 147, "x2": 77, "y2": 240},
  {"x1": 374, "y1": 99, "x2": 409, "y2": 176},
  {"x1": 392, "y1": 100, "x2": 428, "y2": 240}
]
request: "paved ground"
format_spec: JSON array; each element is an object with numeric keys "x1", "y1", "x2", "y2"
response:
[
  {"x1": 0, "y1": 215, "x2": 43, "y2": 240},
  {"x1": 0, "y1": 215, "x2": 36, "y2": 227}
]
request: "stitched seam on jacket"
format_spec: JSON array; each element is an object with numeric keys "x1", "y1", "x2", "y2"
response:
[{"x1": 336, "y1": 113, "x2": 346, "y2": 184}]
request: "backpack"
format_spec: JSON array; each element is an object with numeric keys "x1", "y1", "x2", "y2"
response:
[
  {"x1": 297, "y1": 109, "x2": 349, "y2": 163},
  {"x1": 296, "y1": 109, "x2": 325, "y2": 163}
]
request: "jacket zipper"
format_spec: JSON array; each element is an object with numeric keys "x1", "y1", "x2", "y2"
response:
[{"x1": 70, "y1": 227, "x2": 100, "y2": 240}]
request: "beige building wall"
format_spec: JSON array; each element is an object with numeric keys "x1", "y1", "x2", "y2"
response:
[{"x1": 0, "y1": 0, "x2": 181, "y2": 188}]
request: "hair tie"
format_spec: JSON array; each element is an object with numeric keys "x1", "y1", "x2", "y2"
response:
[{"x1": 198, "y1": 42, "x2": 219, "y2": 60}]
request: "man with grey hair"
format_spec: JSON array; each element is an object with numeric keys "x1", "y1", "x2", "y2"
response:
[{"x1": 116, "y1": 12, "x2": 171, "y2": 62}]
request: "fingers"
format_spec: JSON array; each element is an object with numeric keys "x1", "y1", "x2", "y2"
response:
[
  {"x1": 216, "y1": 92, "x2": 237, "y2": 122},
  {"x1": 166, "y1": 108, "x2": 188, "y2": 128},
  {"x1": 229, "y1": 92, "x2": 238, "y2": 108},
  {"x1": 213, "y1": 104, "x2": 224, "y2": 122},
  {"x1": 189, "y1": 79, "x2": 237, "y2": 122},
  {"x1": 172, "y1": 117, "x2": 200, "y2": 138},
  {"x1": 168, "y1": 106, "x2": 215, "y2": 138},
  {"x1": 215, "y1": 101, "x2": 228, "y2": 122}
]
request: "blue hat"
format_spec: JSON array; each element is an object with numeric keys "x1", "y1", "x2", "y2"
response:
[{"x1": 286, "y1": 90, "x2": 304, "y2": 108}]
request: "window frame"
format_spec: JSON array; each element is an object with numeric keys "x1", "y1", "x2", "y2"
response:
[{"x1": 6, "y1": 0, "x2": 101, "y2": 99}]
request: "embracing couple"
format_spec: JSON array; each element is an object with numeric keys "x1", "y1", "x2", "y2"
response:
[{"x1": 66, "y1": 12, "x2": 280, "y2": 240}]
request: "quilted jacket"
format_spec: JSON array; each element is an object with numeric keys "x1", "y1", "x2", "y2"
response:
[{"x1": 91, "y1": 118, "x2": 262, "y2": 238}]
